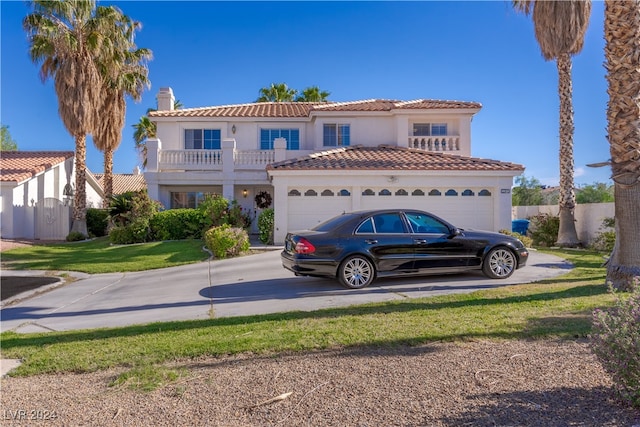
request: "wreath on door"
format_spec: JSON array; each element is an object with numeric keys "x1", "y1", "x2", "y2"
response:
[{"x1": 255, "y1": 191, "x2": 272, "y2": 209}]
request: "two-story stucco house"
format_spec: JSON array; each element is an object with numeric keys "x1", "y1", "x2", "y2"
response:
[{"x1": 145, "y1": 87, "x2": 524, "y2": 244}]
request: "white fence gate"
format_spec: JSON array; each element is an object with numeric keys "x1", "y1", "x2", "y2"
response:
[{"x1": 35, "y1": 198, "x2": 70, "y2": 240}]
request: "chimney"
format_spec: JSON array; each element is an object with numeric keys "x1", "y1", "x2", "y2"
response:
[{"x1": 157, "y1": 87, "x2": 175, "y2": 111}]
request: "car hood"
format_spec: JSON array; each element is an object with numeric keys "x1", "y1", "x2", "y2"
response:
[{"x1": 459, "y1": 229, "x2": 523, "y2": 244}]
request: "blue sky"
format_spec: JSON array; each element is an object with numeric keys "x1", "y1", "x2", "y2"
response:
[{"x1": 1, "y1": 1, "x2": 611, "y2": 186}]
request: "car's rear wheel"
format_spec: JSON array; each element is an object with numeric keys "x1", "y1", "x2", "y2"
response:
[
  {"x1": 338, "y1": 255, "x2": 376, "y2": 289},
  {"x1": 482, "y1": 247, "x2": 516, "y2": 279}
]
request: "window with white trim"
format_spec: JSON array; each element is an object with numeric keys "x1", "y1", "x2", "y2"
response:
[
  {"x1": 323, "y1": 124, "x2": 350, "y2": 146},
  {"x1": 185, "y1": 129, "x2": 221, "y2": 149},
  {"x1": 260, "y1": 129, "x2": 300, "y2": 150},
  {"x1": 412, "y1": 123, "x2": 448, "y2": 136},
  {"x1": 171, "y1": 192, "x2": 213, "y2": 208}
]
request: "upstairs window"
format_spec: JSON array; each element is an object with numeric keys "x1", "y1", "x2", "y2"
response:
[
  {"x1": 323, "y1": 124, "x2": 350, "y2": 146},
  {"x1": 412, "y1": 123, "x2": 448, "y2": 136},
  {"x1": 185, "y1": 129, "x2": 221, "y2": 149},
  {"x1": 260, "y1": 129, "x2": 300, "y2": 150}
]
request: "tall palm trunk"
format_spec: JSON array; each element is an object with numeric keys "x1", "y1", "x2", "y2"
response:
[
  {"x1": 72, "y1": 135, "x2": 88, "y2": 236},
  {"x1": 103, "y1": 149, "x2": 114, "y2": 208},
  {"x1": 556, "y1": 53, "x2": 580, "y2": 247},
  {"x1": 604, "y1": 0, "x2": 640, "y2": 290}
]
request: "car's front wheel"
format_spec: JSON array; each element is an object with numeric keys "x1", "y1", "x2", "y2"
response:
[
  {"x1": 338, "y1": 255, "x2": 376, "y2": 289},
  {"x1": 482, "y1": 247, "x2": 516, "y2": 279}
]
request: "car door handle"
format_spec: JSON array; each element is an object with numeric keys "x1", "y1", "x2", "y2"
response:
[
  {"x1": 365, "y1": 239, "x2": 378, "y2": 244},
  {"x1": 414, "y1": 239, "x2": 427, "y2": 244}
]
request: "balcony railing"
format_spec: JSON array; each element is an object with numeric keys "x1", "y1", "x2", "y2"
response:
[
  {"x1": 408, "y1": 136, "x2": 460, "y2": 152},
  {"x1": 234, "y1": 150, "x2": 275, "y2": 166},
  {"x1": 159, "y1": 149, "x2": 223, "y2": 170},
  {"x1": 158, "y1": 149, "x2": 279, "y2": 171}
]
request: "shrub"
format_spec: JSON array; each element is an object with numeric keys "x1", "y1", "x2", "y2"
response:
[
  {"x1": 258, "y1": 208, "x2": 274, "y2": 244},
  {"x1": 108, "y1": 192, "x2": 136, "y2": 227},
  {"x1": 499, "y1": 229, "x2": 533, "y2": 248},
  {"x1": 198, "y1": 195, "x2": 229, "y2": 229},
  {"x1": 66, "y1": 231, "x2": 86, "y2": 242},
  {"x1": 109, "y1": 221, "x2": 150, "y2": 245},
  {"x1": 590, "y1": 217, "x2": 615, "y2": 253},
  {"x1": 528, "y1": 213, "x2": 560, "y2": 247},
  {"x1": 108, "y1": 191, "x2": 160, "y2": 244},
  {"x1": 86, "y1": 208, "x2": 109, "y2": 237},
  {"x1": 203, "y1": 224, "x2": 250, "y2": 259},
  {"x1": 590, "y1": 279, "x2": 640, "y2": 408},
  {"x1": 151, "y1": 209, "x2": 206, "y2": 241},
  {"x1": 227, "y1": 200, "x2": 253, "y2": 229}
]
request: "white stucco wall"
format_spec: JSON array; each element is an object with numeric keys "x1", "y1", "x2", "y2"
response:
[{"x1": 512, "y1": 203, "x2": 614, "y2": 244}]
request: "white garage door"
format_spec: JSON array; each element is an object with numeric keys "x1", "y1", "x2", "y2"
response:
[
  {"x1": 287, "y1": 188, "x2": 352, "y2": 231},
  {"x1": 287, "y1": 187, "x2": 494, "y2": 232}
]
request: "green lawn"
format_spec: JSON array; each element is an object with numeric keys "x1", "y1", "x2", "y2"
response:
[
  {"x1": 0, "y1": 248, "x2": 618, "y2": 379},
  {"x1": 0, "y1": 237, "x2": 208, "y2": 273}
]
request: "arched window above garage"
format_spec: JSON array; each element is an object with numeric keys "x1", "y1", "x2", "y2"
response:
[
  {"x1": 338, "y1": 189, "x2": 351, "y2": 196},
  {"x1": 428, "y1": 189, "x2": 441, "y2": 196},
  {"x1": 395, "y1": 189, "x2": 408, "y2": 196},
  {"x1": 479, "y1": 189, "x2": 492, "y2": 196},
  {"x1": 305, "y1": 189, "x2": 318, "y2": 196},
  {"x1": 445, "y1": 189, "x2": 458, "y2": 196},
  {"x1": 321, "y1": 189, "x2": 334, "y2": 196},
  {"x1": 462, "y1": 189, "x2": 474, "y2": 196},
  {"x1": 412, "y1": 189, "x2": 425, "y2": 196},
  {"x1": 379, "y1": 189, "x2": 392, "y2": 196},
  {"x1": 288, "y1": 189, "x2": 301, "y2": 196},
  {"x1": 362, "y1": 189, "x2": 375, "y2": 196}
]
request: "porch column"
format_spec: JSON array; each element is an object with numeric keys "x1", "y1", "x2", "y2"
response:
[
  {"x1": 222, "y1": 138, "x2": 236, "y2": 200},
  {"x1": 274, "y1": 137, "x2": 287, "y2": 162},
  {"x1": 146, "y1": 138, "x2": 161, "y2": 172}
]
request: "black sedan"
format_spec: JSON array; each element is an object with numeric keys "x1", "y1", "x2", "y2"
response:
[{"x1": 281, "y1": 209, "x2": 529, "y2": 289}]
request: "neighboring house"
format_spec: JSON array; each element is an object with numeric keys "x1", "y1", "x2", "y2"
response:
[
  {"x1": 145, "y1": 87, "x2": 524, "y2": 244},
  {"x1": 0, "y1": 151, "x2": 75, "y2": 239},
  {"x1": 94, "y1": 168, "x2": 147, "y2": 202},
  {"x1": 0, "y1": 151, "x2": 114, "y2": 240}
]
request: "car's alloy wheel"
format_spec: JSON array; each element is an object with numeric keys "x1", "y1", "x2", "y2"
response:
[
  {"x1": 483, "y1": 247, "x2": 516, "y2": 279},
  {"x1": 339, "y1": 255, "x2": 375, "y2": 289}
]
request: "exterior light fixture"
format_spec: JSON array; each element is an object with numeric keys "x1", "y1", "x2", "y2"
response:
[
  {"x1": 232, "y1": 124, "x2": 236, "y2": 134},
  {"x1": 242, "y1": 189, "x2": 248, "y2": 198}
]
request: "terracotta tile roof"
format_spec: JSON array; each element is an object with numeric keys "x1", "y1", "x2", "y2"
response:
[
  {"x1": 0, "y1": 151, "x2": 74, "y2": 184},
  {"x1": 150, "y1": 102, "x2": 320, "y2": 118},
  {"x1": 267, "y1": 145, "x2": 524, "y2": 172},
  {"x1": 149, "y1": 99, "x2": 481, "y2": 118},
  {"x1": 94, "y1": 173, "x2": 146, "y2": 195}
]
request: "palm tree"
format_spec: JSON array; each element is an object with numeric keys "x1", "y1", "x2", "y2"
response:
[
  {"x1": 513, "y1": 0, "x2": 591, "y2": 247},
  {"x1": 603, "y1": 0, "x2": 640, "y2": 290},
  {"x1": 93, "y1": 6, "x2": 151, "y2": 206},
  {"x1": 133, "y1": 100, "x2": 181, "y2": 169},
  {"x1": 295, "y1": 86, "x2": 330, "y2": 102},
  {"x1": 256, "y1": 83, "x2": 298, "y2": 102},
  {"x1": 24, "y1": 0, "x2": 110, "y2": 236}
]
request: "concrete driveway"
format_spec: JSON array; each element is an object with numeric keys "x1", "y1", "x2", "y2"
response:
[{"x1": 0, "y1": 250, "x2": 572, "y2": 333}]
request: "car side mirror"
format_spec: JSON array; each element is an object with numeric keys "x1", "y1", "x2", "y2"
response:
[{"x1": 448, "y1": 228, "x2": 462, "y2": 238}]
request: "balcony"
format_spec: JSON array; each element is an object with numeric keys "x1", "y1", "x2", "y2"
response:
[
  {"x1": 149, "y1": 137, "x2": 293, "y2": 173},
  {"x1": 407, "y1": 136, "x2": 460, "y2": 152}
]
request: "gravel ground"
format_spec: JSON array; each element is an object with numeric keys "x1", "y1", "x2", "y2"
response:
[{"x1": 1, "y1": 339, "x2": 639, "y2": 426}]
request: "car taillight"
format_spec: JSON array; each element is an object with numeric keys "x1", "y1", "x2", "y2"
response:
[{"x1": 294, "y1": 238, "x2": 316, "y2": 254}]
